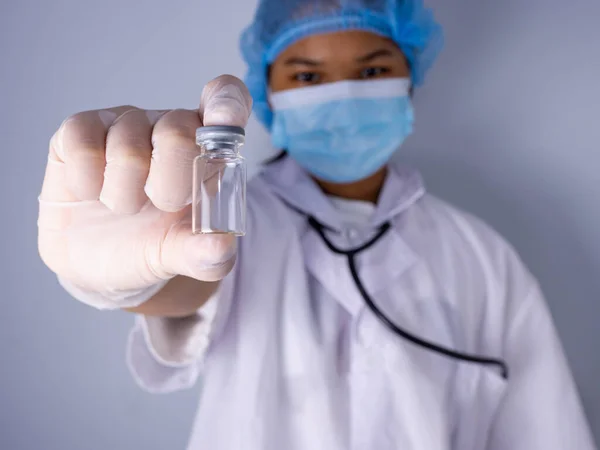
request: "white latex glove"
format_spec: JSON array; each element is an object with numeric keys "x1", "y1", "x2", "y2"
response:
[{"x1": 38, "y1": 75, "x2": 253, "y2": 309}]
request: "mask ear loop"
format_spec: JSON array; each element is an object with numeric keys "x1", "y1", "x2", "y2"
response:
[{"x1": 307, "y1": 216, "x2": 510, "y2": 380}]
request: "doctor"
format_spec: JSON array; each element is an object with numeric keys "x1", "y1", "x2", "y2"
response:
[{"x1": 37, "y1": 0, "x2": 595, "y2": 448}]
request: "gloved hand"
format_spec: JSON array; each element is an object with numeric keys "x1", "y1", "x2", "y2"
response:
[{"x1": 38, "y1": 75, "x2": 253, "y2": 309}]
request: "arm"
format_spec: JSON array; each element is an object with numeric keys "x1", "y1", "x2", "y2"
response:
[
  {"x1": 487, "y1": 283, "x2": 596, "y2": 449},
  {"x1": 125, "y1": 276, "x2": 220, "y2": 318},
  {"x1": 125, "y1": 270, "x2": 232, "y2": 393}
]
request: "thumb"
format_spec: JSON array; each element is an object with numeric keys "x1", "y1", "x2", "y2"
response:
[
  {"x1": 199, "y1": 74, "x2": 253, "y2": 127},
  {"x1": 154, "y1": 74, "x2": 248, "y2": 281},
  {"x1": 156, "y1": 215, "x2": 237, "y2": 283}
]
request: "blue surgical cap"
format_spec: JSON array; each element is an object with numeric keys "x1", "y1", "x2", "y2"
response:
[{"x1": 240, "y1": 0, "x2": 444, "y2": 129}]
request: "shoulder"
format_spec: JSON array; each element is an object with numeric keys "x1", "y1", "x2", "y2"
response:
[{"x1": 406, "y1": 193, "x2": 529, "y2": 280}]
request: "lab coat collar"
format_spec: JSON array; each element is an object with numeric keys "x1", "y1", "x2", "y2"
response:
[{"x1": 259, "y1": 156, "x2": 426, "y2": 230}]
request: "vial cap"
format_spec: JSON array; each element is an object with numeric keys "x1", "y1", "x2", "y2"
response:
[
  {"x1": 196, "y1": 125, "x2": 245, "y2": 137},
  {"x1": 196, "y1": 125, "x2": 245, "y2": 147}
]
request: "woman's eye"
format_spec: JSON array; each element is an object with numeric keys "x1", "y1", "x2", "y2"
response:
[
  {"x1": 294, "y1": 72, "x2": 320, "y2": 83},
  {"x1": 361, "y1": 67, "x2": 389, "y2": 78}
]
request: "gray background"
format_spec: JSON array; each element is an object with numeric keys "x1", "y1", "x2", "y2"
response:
[{"x1": 1, "y1": 0, "x2": 599, "y2": 448}]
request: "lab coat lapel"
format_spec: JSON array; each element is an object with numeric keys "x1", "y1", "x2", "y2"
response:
[
  {"x1": 261, "y1": 158, "x2": 368, "y2": 314},
  {"x1": 260, "y1": 157, "x2": 427, "y2": 231},
  {"x1": 259, "y1": 157, "x2": 345, "y2": 230},
  {"x1": 301, "y1": 228, "x2": 366, "y2": 315},
  {"x1": 370, "y1": 164, "x2": 426, "y2": 227},
  {"x1": 260, "y1": 157, "x2": 426, "y2": 316}
]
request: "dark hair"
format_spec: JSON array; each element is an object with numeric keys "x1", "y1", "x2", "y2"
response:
[{"x1": 264, "y1": 150, "x2": 288, "y2": 165}]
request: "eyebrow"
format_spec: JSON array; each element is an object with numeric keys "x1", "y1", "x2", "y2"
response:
[
  {"x1": 356, "y1": 48, "x2": 395, "y2": 63},
  {"x1": 283, "y1": 57, "x2": 322, "y2": 67},
  {"x1": 283, "y1": 48, "x2": 395, "y2": 67}
]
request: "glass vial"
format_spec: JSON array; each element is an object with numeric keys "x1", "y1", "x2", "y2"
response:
[{"x1": 193, "y1": 125, "x2": 246, "y2": 236}]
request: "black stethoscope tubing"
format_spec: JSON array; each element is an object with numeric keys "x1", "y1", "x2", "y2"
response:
[{"x1": 307, "y1": 216, "x2": 510, "y2": 379}]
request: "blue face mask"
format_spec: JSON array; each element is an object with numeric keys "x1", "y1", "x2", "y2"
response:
[{"x1": 269, "y1": 78, "x2": 414, "y2": 183}]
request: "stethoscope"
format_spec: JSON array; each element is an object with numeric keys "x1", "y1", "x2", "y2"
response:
[{"x1": 306, "y1": 215, "x2": 510, "y2": 380}]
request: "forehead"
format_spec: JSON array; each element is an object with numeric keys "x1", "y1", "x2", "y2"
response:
[{"x1": 274, "y1": 30, "x2": 400, "y2": 61}]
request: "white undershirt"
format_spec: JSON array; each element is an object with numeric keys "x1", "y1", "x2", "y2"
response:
[{"x1": 327, "y1": 196, "x2": 376, "y2": 227}]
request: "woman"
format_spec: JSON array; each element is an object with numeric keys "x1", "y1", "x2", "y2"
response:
[{"x1": 38, "y1": 0, "x2": 595, "y2": 448}]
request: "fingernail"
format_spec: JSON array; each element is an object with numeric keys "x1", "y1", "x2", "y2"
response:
[{"x1": 185, "y1": 235, "x2": 236, "y2": 270}]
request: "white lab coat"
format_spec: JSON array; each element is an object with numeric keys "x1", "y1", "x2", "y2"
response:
[{"x1": 127, "y1": 156, "x2": 595, "y2": 450}]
